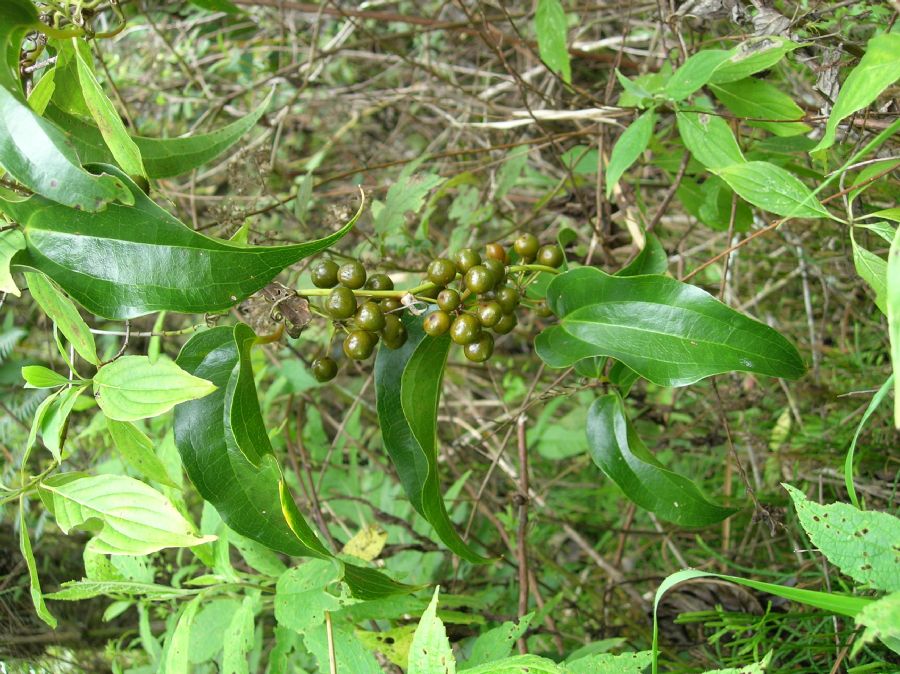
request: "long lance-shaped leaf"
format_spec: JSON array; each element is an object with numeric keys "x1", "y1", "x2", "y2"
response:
[
  {"x1": 0, "y1": 1, "x2": 132, "y2": 210},
  {"x1": 535, "y1": 267, "x2": 805, "y2": 387},
  {"x1": 1, "y1": 164, "x2": 361, "y2": 319},
  {"x1": 173, "y1": 324, "x2": 413, "y2": 598},
  {"x1": 586, "y1": 393, "x2": 737, "y2": 527},
  {"x1": 375, "y1": 313, "x2": 491, "y2": 563}
]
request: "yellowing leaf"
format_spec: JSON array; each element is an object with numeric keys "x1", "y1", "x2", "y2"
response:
[{"x1": 342, "y1": 524, "x2": 388, "y2": 561}]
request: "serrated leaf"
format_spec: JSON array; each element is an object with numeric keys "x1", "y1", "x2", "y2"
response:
[
  {"x1": 274, "y1": 559, "x2": 343, "y2": 632},
  {"x1": 606, "y1": 109, "x2": 655, "y2": 198},
  {"x1": 463, "y1": 655, "x2": 564, "y2": 674},
  {"x1": 462, "y1": 614, "x2": 532, "y2": 669},
  {"x1": 40, "y1": 473, "x2": 215, "y2": 554},
  {"x1": 0, "y1": 228, "x2": 25, "y2": 295},
  {"x1": 567, "y1": 650, "x2": 653, "y2": 674},
  {"x1": 665, "y1": 50, "x2": 731, "y2": 101},
  {"x1": 409, "y1": 588, "x2": 456, "y2": 674},
  {"x1": 535, "y1": 267, "x2": 805, "y2": 386},
  {"x1": 21, "y1": 365, "x2": 71, "y2": 388},
  {"x1": 25, "y1": 271, "x2": 98, "y2": 366},
  {"x1": 784, "y1": 484, "x2": 900, "y2": 592},
  {"x1": 709, "y1": 37, "x2": 800, "y2": 84},
  {"x1": 853, "y1": 592, "x2": 900, "y2": 657},
  {"x1": 715, "y1": 161, "x2": 829, "y2": 219},
  {"x1": 375, "y1": 313, "x2": 491, "y2": 563},
  {"x1": 93, "y1": 355, "x2": 216, "y2": 421},
  {"x1": 676, "y1": 108, "x2": 745, "y2": 170},
  {"x1": 587, "y1": 393, "x2": 736, "y2": 526},
  {"x1": 107, "y1": 418, "x2": 179, "y2": 487},
  {"x1": 19, "y1": 500, "x2": 57, "y2": 628},
  {"x1": 374, "y1": 172, "x2": 443, "y2": 237},
  {"x1": 711, "y1": 79, "x2": 810, "y2": 137},
  {"x1": 813, "y1": 32, "x2": 900, "y2": 152},
  {"x1": 3, "y1": 164, "x2": 359, "y2": 319},
  {"x1": 535, "y1": 0, "x2": 571, "y2": 83}
]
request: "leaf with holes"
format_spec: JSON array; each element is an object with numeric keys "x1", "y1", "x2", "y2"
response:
[{"x1": 408, "y1": 588, "x2": 456, "y2": 674}]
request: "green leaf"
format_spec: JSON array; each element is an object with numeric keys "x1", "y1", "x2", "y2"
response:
[
  {"x1": 784, "y1": 484, "x2": 900, "y2": 592},
  {"x1": 889, "y1": 223, "x2": 900, "y2": 428},
  {"x1": 463, "y1": 656, "x2": 564, "y2": 674},
  {"x1": 813, "y1": 32, "x2": 900, "y2": 152},
  {"x1": 107, "y1": 418, "x2": 179, "y2": 487},
  {"x1": 709, "y1": 37, "x2": 800, "y2": 84},
  {"x1": 25, "y1": 271, "x2": 98, "y2": 366},
  {"x1": 39, "y1": 382, "x2": 88, "y2": 460},
  {"x1": 699, "y1": 652, "x2": 772, "y2": 674},
  {"x1": 93, "y1": 355, "x2": 216, "y2": 421},
  {"x1": 375, "y1": 312, "x2": 490, "y2": 563},
  {"x1": 44, "y1": 91, "x2": 271, "y2": 178},
  {"x1": 4, "y1": 165, "x2": 358, "y2": 319},
  {"x1": 587, "y1": 393, "x2": 736, "y2": 526},
  {"x1": 189, "y1": 0, "x2": 243, "y2": 13},
  {"x1": 853, "y1": 592, "x2": 900, "y2": 657},
  {"x1": 40, "y1": 473, "x2": 215, "y2": 554},
  {"x1": 710, "y1": 79, "x2": 810, "y2": 137},
  {"x1": 222, "y1": 597, "x2": 255, "y2": 674},
  {"x1": 462, "y1": 614, "x2": 532, "y2": 669},
  {"x1": 850, "y1": 233, "x2": 887, "y2": 314},
  {"x1": 302, "y1": 623, "x2": 383, "y2": 674},
  {"x1": 21, "y1": 364, "x2": 71, "y2": 388},
  {"x1": 676, "y1": 176, "x2": 752, "y2": 232},
  {"x1": 19, "y1": 499, "x2": 57, "y2": 628},
  {"x1": 606, "y1": 109, "x2": 655, "y2": 198},
  {"x1": 0, "y1": 2, "x2": 132, "y2": 210},
  {"x1": 535, "y1": 0, "x2": 571, "y2": 83},
  {"x1": 73, "y1": 40, "x2": 146, "y2": 180},
  {"x1": 617, "y1": 232, "x2": 667, "y2": 277},
  {"x1": 844, "y1": 375, "x2": 892, "y2": 509},
  {"x1": 274, "y1": 559, "x2": 343, "y2": 632},
  {"x1": 567, "y1": 651, "x2": 653, "y2": 674},
  {"x1": 409, "y1": 588, "x2": 456, "y2": 674},
  {"x1": 0, "y1": 228, "x2": 25, "y2": 296},
  {"x1": 535, "y1": 267, "x2": 805, "y2": 386},
  {"x1": 373, "y1": 172, "x2": 443, "y2": 237},
  {"x1": 715, "y1": 161, "x2": 829, "y2": 219},
  {"x1": 46, "y1": 579, "x2": 194, "y2": 601},
  {"x1": 188, "y1": 598, "x2": 241, "y2": 664},
  {"x1": 665, "y1": 50, "x2": 731, "y2": 101},
  {"x1": 676, "y1": 109, "x2": 745, "y2": 170},
  {"x1": 164, "y1": 596, "x2": 202, "y2": 674}
]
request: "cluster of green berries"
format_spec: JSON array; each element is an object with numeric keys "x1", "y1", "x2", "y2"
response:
[{"x1": 307, "y1": 233, "x2": 563, "y2": 382}]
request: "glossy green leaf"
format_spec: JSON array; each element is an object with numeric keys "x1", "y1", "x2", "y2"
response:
[
  {"x1": 107, "y1": 418, "x2": 179, "y2": 487},
  {"x1": 0, "y1": 228, "x2": 25, "y2": 295},
  {"x1": 676, "y1": 108, "x2": 745, "y2": 170},
  {"x1": 813, "y1": 32, "x2": 900, "y2": 152},
  {"x1": 73, "y1": 41, "x2": 146, "y2": 179},
  {"x1": 665, "y1": 50, "x2": 731, "y2": 101},
  {"x1": 617, "y1": 232, "x2": 667, "y2": 277},
  {"x1": 39, "y1": 382, "x2": 88, "y2": 460},
  {"x1": 535, "y1": 267, "x2": 805, "y2": 386},
  {"x1": 93, "y1": 355, "x2": 216, "y2": 421},
  {"x1": 676, "y1": 176, "x2": 752, "y2": 232},
  {"x1": 715, "y1": 161, "x2": 829, "y2": 219},
  {"x1": 710, "y1": 79, "x2": 810, "y2": 137},
  {"x1": 44, "y1": 91, "x2": 271, "y2": 179},
  {"x1": 19, "y1": 499, "x2": 57, "y2": 628},
  {"x1": 3, "y1": 165, "x2": 359, "y2": 319},
  {"x1": 853, "y1": 592, "x2": 900, "y2": 657},
  {"x1": 606, "y1": 109, "x2": 655, "y2": 198},
  {"x1": 785, "y1": 484, "x2": 900, "y2": 592},
  {"x1": 535, "y1": 0, "x2": 571, "y2": 83},
  {"x1": 409, "y1": 588, "x2": 455, "y2": 674},
  {"x1": 375, "y1": 313, "x2": 491, "y2": 563},
  {"x1": 25, "y1": 271, "x2": 98, "y2": 365},
  {"x1": 587, "y1": 393, "x2": 736, "y2": 526},
  {"x1": 850, "y1": 233, "x2": 887, "y2": 314},
  {"x1": 21, "y1": 364, "x2": 71, "y2": 388},
  {"x1": 709, "y1": 37, "x2": 800, "y2": 84},
  {"x1": 40, "y1": 473, "x2": 215, "y2": 554},
  {"x1": 0, "y1": 2, "x2": 132, "y2": 210},
  {"x1": 889, "y1": 223, "x2": 900, "y2": 428},
  {"x1": 567, "y1": 651, "x2": 652, "y2": 674}
]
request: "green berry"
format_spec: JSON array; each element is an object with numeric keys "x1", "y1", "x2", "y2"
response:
[
  {"x1": 495, "y1": 286, "x2": 520, "y2": 313},
  {"x1": 537, "y1": 244, "x2": 564, "y2": 268},
  {"x1": 476, "y1": 301, "x2": 503, "y2": 328},
  {"x1": 483, "y1": 258, "x2": 505, "y2": 286},
  {"x1": 464, "y1": 333, "x2": 494, "y2": 363},
  {"x1": 338, "y1": 261, "x2": 367, "y2": 289},
  {"x1": 534, "y1": 300, "x2": 553, "y2": 317},
  {"x1": 465, "y1": 265, "x2": 495, "y2": 294},
  {"x1": 343, "y1": 330, "x2": 378, "y2": 360},
  {"x1": 355, "y1": 301, "x2": 386, "y2": 331},
  {"x1": 485, "y1": 242, "x2": 508, "y2": 264},
  {"x1": 423, "y1": 310, "x2": 451, "y2": 337},
  {"x1": 514, "y1": 233, "x2": 540, "y2": 260},
  {"x1": 311, "y1": 357, "x2": 338, "y2": 382},
  {"x1": 383, "y1": 326, "x2": 408, "y2": 349},
  {"x1": 450, "y1": 314, "x2": 481, "y2": 345},
  {"x1": 426, "y1": 258, "x2": 458, "y2": 286},
  {"x1": 326, "y1": 286, "x2": 357, "y2": 319},
  {"x1": 311, "y1": 260, "x2": 339, "y2": 288},
  {"x1": 436, "y1": 288, "x2": 461, "y2": 312},
  {"x1": 381, "y1": 313, "x2": 404, "y2": 341},
  {"x1": 454, "y1": 248, "x2": 482, "y2": 273},
  {"x1": 366, "y1": 273, "x2": 394, "y2": 291},
  {"x1": 381, "y1": 297, "x2": 402, "y2": 313},
  {"x1": 493, "y1": 312, "x2": 517, "y2": 335}
]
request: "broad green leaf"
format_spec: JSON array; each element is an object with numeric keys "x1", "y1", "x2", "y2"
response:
[
  {"x1": 813, "y1": 32, "x2": 900, "y2": 152},
  {"x1": 274, "y1": 559, "x2": 343, "y2": 632},
  {"x1": 222, "y1": 597, "x2": 255, "y2": 674},
  {"x1": 4, "y1": 165, "x2": 360, "y2": 319},
  {"x1": 40, "y1": 473, "x2": 215, "y2": 554},
  {"x1": 27, "y1": 64, "x2": 55, "y2": 115},
  {"x1": 844, "y1": 375, "x2": 892, "y2": 509},
  {"x1": 375, "y1": 312, "x2": 490, "y2": 563},
  {"x1": 21, "y1": 364, "x2": 71, "y2": 388},
  {"x1": 373, "y1": 172, "x2": 443, "y2": 237},
  {"x1": 25, "y1": 271, "x2": 98, "y2": 366},
  {"x1": 853, "y1": 592, "x2": 900, "y2": 657},
  {"x1": 44, "y1": 91, "x2": 271, "y2": 178},
  {"x1": 785, "y1": 484, "x2": 900, "y2": 592},
  {"x1": 587, "y1": 393, "x2": 736, "y2": 526},
  {"x1": 188, "y1": 599, "x2": 241, "y2": 664},
  {"x1": 0, "y1": 2, "x2": 132, "y2": 210},
  {"x1": 676, "y1": 109, "x2": 745, "y2": 170},
  {"x1": 462, "y1": 614, "x2": 532, "y2": 669},
  {"x1": 357, "y1": 625, "x2": 417, "y2": 668},
  {"x1": 715, "y1": 161, "x2": 829, "y2": 219},
  {"x1": 46, "y1": 579, "x2": 194, "y2": 601},
  {"x1": 850, "y1": 233, "x2": 887, "y2": 314},
  {"x1": 665, "y1": 50, "x2": 731, "y2": 101},
  {"x1": 73, "y1": 41, "x2": 146, "y2": 179},
  {"x1": 463, "y1": 656, "x2": 564, "y2": 674},
  {"x1": 709, "y1": 37, "x2": 800, "y2": 84},
  {"x1": 93, "y1": 355, "x2": 216, "y2": 421},
  {"x1": 164, "y1": 596, "x2": 202, "y2": 674},
  {"x1": 39, "y1": 382, "x2": 88, "y2": 460},
  {"x1": 409, "y1": 588, "x2": 455, "y2": 674},
  {"x1": 711, "y1": 79, "x2": 810, "y2": 137},
  {"x1": 617, "y1": 232, "x2": 667, "y2": 277},
  {"x1": 567, "y1": 651, "x2": 653, "y2": 674},
  {"x1": 676, "y1": 176, "x2": 752, "y2": 232},
  {"x1": 535, "y1": 0, "x2": 571, "y2": 83},
  {"x1": 889, "y1": 224, "x2": 900, "y2": 428},
  {"x1": 535, "y1": 267, "x2": 805, "y2": 386},
  {"x1": 606, "y1": 109, "x2": 655, "y2": 198},
  {"x1": 302, "y1": 623, "x2": 383, "y2": 674},
  {"x1": 19, "y1": 499, "x2": 57, "y2": 628},
  {"x1": 107, "y1": 418, "x2": 179, "y2": 487},
  {"x1": 0, "y1": 228, "x2": 25, "y2": 295}
]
